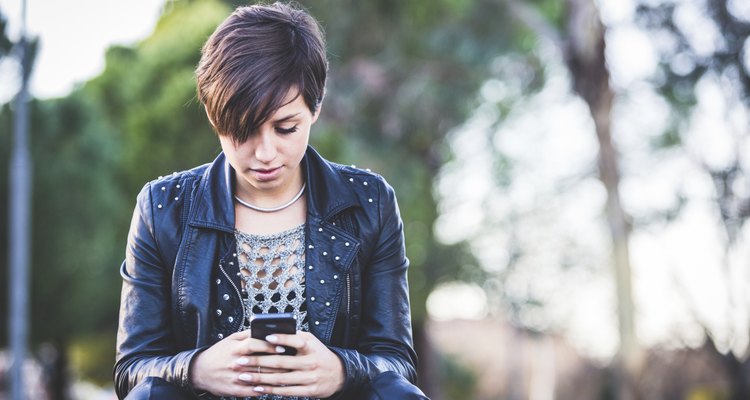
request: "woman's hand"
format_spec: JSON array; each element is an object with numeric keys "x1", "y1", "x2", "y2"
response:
[
  {"x1": 189, "y1": 330, "x2": 286, "y2": 396},
  {"x1": 238, "y1": 331, "x2": 345, "y2": 398}
]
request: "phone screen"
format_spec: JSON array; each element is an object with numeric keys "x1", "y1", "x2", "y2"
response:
[{"x1": 250, "y1": 313, "x2": 297, "y2": 355}]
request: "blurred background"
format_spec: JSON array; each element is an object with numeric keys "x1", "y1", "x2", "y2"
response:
[{"x1": 1, "y1": 0, "x2": 749, "y2": 399}]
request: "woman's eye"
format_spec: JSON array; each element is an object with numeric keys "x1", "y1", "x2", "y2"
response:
[{"x1": 275, "y1": 125, "x2": 298, "y2": 134}]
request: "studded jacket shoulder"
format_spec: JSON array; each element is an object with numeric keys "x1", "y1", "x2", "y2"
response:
[{"x1": 114, "y1": 146, "x2": 417, "y2": 399}]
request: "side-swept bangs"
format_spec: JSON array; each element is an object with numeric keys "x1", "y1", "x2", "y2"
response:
[{"x1": 196, "y1": 2, "x2": 328, "y2": 143}]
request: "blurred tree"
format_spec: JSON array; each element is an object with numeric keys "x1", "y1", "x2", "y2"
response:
[
  {"x1": 436, "y1": 0, "x2": 643, "y2": 397},
  {"x1": 4, "y1": 0, "x2": 526, "y2": 396},
  {"x1": 438, "y1": 0, "x2": 750, "y2": 398},
  {"x1": 636, "y1": 0, "x2": 750, "y2": 398},
  {"x1": 0, "y1": 0, "x2": 228, "y2": 387},
  {"x1": 0, "y1": 9, "x2": 12, "y2": 58},
  {"x1": 293, "y1": 1, "x2": 526, "y2": 395},
  {"x1": 494, "y1": 0, "x2": 642, "y2": 397},
  {"x1": 561, "y1": 1, "x2": 641, "y2": 398}
]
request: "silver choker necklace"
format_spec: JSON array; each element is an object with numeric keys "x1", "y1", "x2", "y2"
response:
[{"x1": 234, "y1": 183, "x2": 306, "y2": 213}]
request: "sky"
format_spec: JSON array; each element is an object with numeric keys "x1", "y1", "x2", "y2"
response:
[{"x1": 0, "y1": 0, "x2": 164, "y2": 103}]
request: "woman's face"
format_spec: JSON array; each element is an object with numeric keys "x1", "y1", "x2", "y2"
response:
[{"x1": 219, "y1": 92, "x2": 318, "y2": 201}]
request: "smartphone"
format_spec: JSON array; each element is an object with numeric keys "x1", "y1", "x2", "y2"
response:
[{"x1": 250, "y1": 313, "x2": 298, "y2": 355}]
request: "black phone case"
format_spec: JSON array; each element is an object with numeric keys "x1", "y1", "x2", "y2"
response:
[{"x1": 250, "y1": 313, "x2": 298, "y2": 355}]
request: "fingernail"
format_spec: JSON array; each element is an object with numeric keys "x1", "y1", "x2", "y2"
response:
[
  {"x1": 276, "y1": 346, "x2": 286, "y2": 353},
  {"x1": 236, "y1": 357, "x2": 250, "y2": 366},
  {"x1": 254, "y1": 386, "x2": 265, "y2": 392},
  {"x1": 266, "y1": 335, "x2": 278, "y2": 343},
  {"x1": 239, "y1": 373, "x2": 252, "y2": 382}
]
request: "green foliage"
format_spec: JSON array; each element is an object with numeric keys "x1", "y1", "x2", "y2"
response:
[
  {"x1": 2, "y1": 0, "x2": 525, "y2": 384},
  {"x1": 69, "y1": 332, "x2": 117, "y2": 386},
  {"x1": 0, "y1": 9, "x2": 12, "y2": 58},
  {"x1": 650, "y1": 125, "x2": 682, "y2": 150},
  {"x1": 686, "y1": 387, "x2": 729, "y2": 400},
  {"x1": 527, "y1": 0, "x2": 565, "y2": 31},
  {"x1": 637, "y1": 0, "x2": 750, "y2": 128},
  {"x1": 295, "y1": 0, "x2": 521, "y2": 321},
  {"x1": 0, "y1": 0, "x2": 230, "y2": 369},
  {"x1": 436, "y1": 351, "x2": 478, "y2": 400},
  {"x1": 85, "y1": 0, "x2": 229, "y2": 195}
]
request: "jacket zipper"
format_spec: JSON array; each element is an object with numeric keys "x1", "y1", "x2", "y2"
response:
[
  {"x1": 334, "y1": 211, "x2": 355, "y2": 319},
  {"x1": 343, "y1": 272, "x2": 352, "y2": 346},
  {"x1": 331, "y1": 209, "x2": 357, "y2": 346},
  {"x1": 220, "y1": 261, "x2": 246, "y2": 331},
  {"x1": 345, "y1": 273, "x2": 351, "y2": 317}
]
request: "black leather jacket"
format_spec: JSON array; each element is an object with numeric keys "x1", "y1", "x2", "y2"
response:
[{"x1": 114, "y1": 146, "x2": 417, "y2": 399}]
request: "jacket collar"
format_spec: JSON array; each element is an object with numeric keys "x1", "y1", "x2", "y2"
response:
[{"x1": 188, "y1": 146, "x2": 360, "y2": 231}]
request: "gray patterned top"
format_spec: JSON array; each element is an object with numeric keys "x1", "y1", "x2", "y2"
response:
[{"x1": 231, "y1": 224, "x2": 313, "y2": 400}]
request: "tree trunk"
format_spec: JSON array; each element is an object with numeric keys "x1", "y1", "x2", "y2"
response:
[{"x1": 563, "y1": 0, "x2": 642, "y2": 398}]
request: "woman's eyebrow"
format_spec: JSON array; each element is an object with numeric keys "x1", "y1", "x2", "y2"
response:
[{"x1": 273, "y1": 112, "x2": 301, "y2": 123}]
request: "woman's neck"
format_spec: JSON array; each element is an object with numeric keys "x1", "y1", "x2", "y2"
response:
[{"x1": 235, "y1": 170, "x2": 305, "y2": 209}]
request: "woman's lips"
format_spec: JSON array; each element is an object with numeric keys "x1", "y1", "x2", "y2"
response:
[{"x1": 251, "y1": 166, "x2": 282, "y2": 182}]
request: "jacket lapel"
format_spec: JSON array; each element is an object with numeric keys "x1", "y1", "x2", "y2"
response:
[
  {"x1": 302, "y1": 146, "x2": 363, "y2": 343},
  {"x1": 188, "y1": 153, "x2": 236, "y2": 232},
  {"x1": 183, "y1": 147, "x2": 363, "y2": 344}
]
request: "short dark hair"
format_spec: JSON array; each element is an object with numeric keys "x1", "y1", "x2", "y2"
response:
[{"x1": 196, "y1": 2, "x2": 328, "y2": 142}]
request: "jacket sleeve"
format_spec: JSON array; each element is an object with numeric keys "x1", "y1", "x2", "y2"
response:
[
  {"x1": 328, "y1": 178, "x2": 418, "y2": 397},
  {"x1": 113, "y1": 183, "x2": 202, "y2": 399}
]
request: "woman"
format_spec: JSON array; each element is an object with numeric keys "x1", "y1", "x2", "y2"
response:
[{"x1": 114, "y1": 2, "x2": 426, "y2": 399}]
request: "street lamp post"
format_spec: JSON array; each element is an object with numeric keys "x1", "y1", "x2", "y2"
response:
[{"x1": 8, "y1": 0, "x2": 32, "y2": 398}]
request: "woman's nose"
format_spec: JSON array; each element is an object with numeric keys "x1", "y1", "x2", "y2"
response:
[{"x1": 253, "y1": 130, "x2": 277, "y2": 163}]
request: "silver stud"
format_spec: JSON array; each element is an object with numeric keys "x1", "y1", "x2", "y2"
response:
[
  {"x1": 363, "y1": 182, "x2": 368, "y2": 186},
  {"x1": 311, "y1": 296, "x2": 316, "y2": 301},
  {"x1": 216, "y1": 279, "x2": 221, "y2": 284},
  {"x1": 315, "y1": 321, "x2": 320, "y2": 325},
  {"x1": 157, "y1": 204, "x2": 163, "y2": 209},
  {"x1": 176, "y1": 184, "x2": 181, "y2": 189},
  {"x1": 331, "y1": 236, "x2": 336, "y2": 240},
  {"x1": 345, "y1": 242, "x2": 350, "y2": 247},
  {"x1": 228, "y1": 316, "x2": 234, "y2": 323},
  {"x1": 320, "y1": 279, "x2": 325, "y2": 284},
  {"x1": 218, "y1": 333, "x2": 224, "y2": 339},
  {"x1": 158, "y1": 175, "x2": 163, "y2": 179},
  {"x1": 308, "y1": 245, "x2": 314, "y2": 249},
  {"x1": 349, "y1": 178, "x2": 354, "y2": 182},
  {"x1": 332, "y1": 222, "x2": 336, "y2": 225},
  {"x1": 216, "y1": 309, "x2": 222, "y2": 316},
  {"x1": 233, "y1": 253, "x2": 237, "y2": 257},
  {"x1": 326, "y1": 302, "x2": 331, "y2": 306},
  {"x1": 366, "y1": 168, "x2": 371, "y2": 172},
  {"x1": 318, "y1": 228, "x2": 323, "y2": 232},
  {"x1": 351, "y1": 164, "x2": 356, "y2": 168},
  {"x1": 223, "y1": 294, "x2": 230, "y2": 301},
  {"x1": 335, "y1": 256, "x2": 340, "y2": 261},
  {"x1": 161, "y1": 187, "x2": 166, "y2": 191},
  {"x1": 174, "y1": 197, "x2": 179, "y2": 201},
  {"x1": 323, "y1": 252, "x2": 328, "y2": 256},
  {"x1": 308, "y1": 265, "x2": 314, "y2": 270},
  {"x1": 368, "y1": 198, "x2": 373, "y2": 203},
  {"x1": 334, "y1": 275, "x2": 338, "y2": 279},
  {"x1": 229, "y1": 261, "x2": 234, "y2": 266}
]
